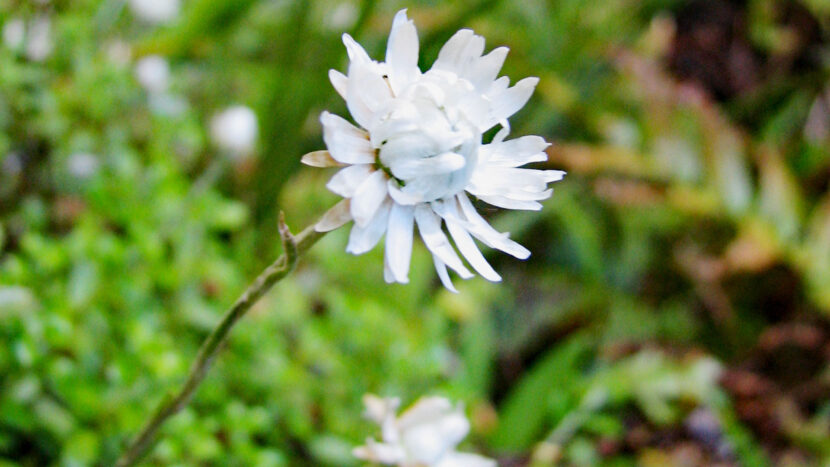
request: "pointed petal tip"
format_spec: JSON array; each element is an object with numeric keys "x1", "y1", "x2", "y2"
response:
[
  {"x1": 519, "y1": 76, "x2": 540, "y2": 88},
  {"x1": 393, "y1": 8, "x2": 409, "y2": 21}
]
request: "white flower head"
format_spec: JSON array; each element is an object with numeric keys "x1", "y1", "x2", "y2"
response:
[
  {"x1": 67, "y1": 152, "x2": 100, "y2": 179},
  {"x1": 25, "y1": 16, "x2": 52, "y2": 62},
  {"x1": 210, "y1": 105, "x2": 259, "y2": 156},
  {"x1": 135, "y1": 55, "x2": 170, "y2": 94},
  {"x1": 2, "y1": 18, "x2": 25, "y2": 51},
  {"x1": 306, "y1": 9, "x2": 564, "y2": 292},
  {"x1": 129, "y1": 0, "x2": 181, "y2": 24},
  {"x1": 354, "y1": 395, "x2": 496, "y2": 467}
]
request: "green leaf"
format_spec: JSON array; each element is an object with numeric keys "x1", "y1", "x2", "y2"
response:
[{"x1": 490, "y1": 332, "x2": 594, "y2": 452}]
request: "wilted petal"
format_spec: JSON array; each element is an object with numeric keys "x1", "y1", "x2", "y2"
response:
[
  {"x1": 301, "y1": 150, "x2": 343, "y2": 167},
  {"x1": 315, "y1": 198, "x2": 352, "y2": 232}
]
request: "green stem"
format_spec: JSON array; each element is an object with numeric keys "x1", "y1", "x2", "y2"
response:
[{"x1": 116, "y1": 214, "x2": 326, "y2": 467}]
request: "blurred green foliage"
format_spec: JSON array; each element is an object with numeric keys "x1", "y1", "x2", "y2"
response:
[{"x1": 1, "y1": 0, "x2": 829, "y2": 465}]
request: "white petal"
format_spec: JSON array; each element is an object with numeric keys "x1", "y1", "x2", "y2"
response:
[
  {"x1": 389, "y1": 152, "x2": 466, "y2": 180},
  {"x1": 470, "y1": 167, "x2": 560, "y2": 193},
  {"x1": 385, "y1": 9, "x2": 420, "y2": 95},
  {"x1": 320, "y1": 112, "x2": 375, "y2": 164},
  {"x1": 481, "y1": 135, "x2": 550, "y2": 167},
  {"x1": 353, "y1": 439, "x2": 407, "y2": 464},
  {"x1": 385, "y1": 203, "x2": 415, "y2": 283},
  {"x1": 388, "y1": 179, "x2": 424, "y2": 205},
  {"x1": 342, "y1": 33, "x2": 371, "y2": 63},
  {"x1": 351, "y1": 170, "x2": 389, "y2": 227},
  {"x1": 398, "y1": 397, "x2": 454, "y2": 428},
  {"x1": 326, "y1": 164, "x2": 373, "y2": 197},
  {"x1": 435, "y1": 452, "x2": 497, "y2": 467},
  {"x1": 457, "y1": 193, "x2": 530, "y2": 259},
  {"x1": 404, "y1": 414, "x2": 470, "y2": 464},
  {"x1": 346, "y1": 199, "x2": 391, "y2": 254},
  {"x1": 433, "y1": 256, "x2": 458, "y2": 293},
  {"x1": 414, "y1": 204, "x2": 473, "y2": 279},
  {"x1": 477, "y1": 194, "x2": 543, "y2": 210},
  {"x1": 467, "y1": 46, "x2": 508, "y2": 91},
  {"x1": 486, "y1": 76, "x2": 539, "y2": 128},
  {"x1": 384, "y1": 257, "x2": 396, "y2": 283},
  {"x1": 315, "y1": 198, "x2": 352, "y2": 232},
  {"x1": 329, "y1": 69, "x2": 348, "y2": 99},
  {"x1": 346, "y1": 60, "x2": 393, "y2": 129},
  {"x1": 432, "y1": 29, "x2": 485, "y2": 75},
  {"x1": 438, "y1": 200, "x2": 501, "y2": 282}
]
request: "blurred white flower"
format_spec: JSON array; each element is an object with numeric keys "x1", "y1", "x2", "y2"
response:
[
  {"x1": 67, "y1": 152, "x2": 100, "y2": 179},
  {"x1": 324, "y1": 2, "x2": 359, "y2": 31},
  {"x1": 135, "y1": 55, "x2": 170, "y2": 94},
  {"x1": 106, "y1": 40, "x2": 133, "y2": 67},
  {"x1": 306, "y1": 9, "x2": 564, "y2": 291},
  {"x1": 210, "y1": 105, "x2": 258, "y2": 156},
  {"x1": 25, "y1": 16, "x2": 52, "y2": 62},
  {"x1": 354, "y1": 395, "x2": 495, "y2": 467},
  {"x1": 129, "y1": 0, "x2": 181, "y2": 24},
  {"x1": 2, "y1": 18, "x2": 25, "y2": 50}
]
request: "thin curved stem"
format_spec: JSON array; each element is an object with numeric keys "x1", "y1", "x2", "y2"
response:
[{"x1": 117, "y1": 214, "x2": 326, "y2": 467}]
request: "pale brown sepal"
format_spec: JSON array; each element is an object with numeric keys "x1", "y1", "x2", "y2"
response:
[
  {"x1": 301, "y1": 150, "x2": 344, "y2": 167},
  {"x1": 315, "y1": 198, "x2": 352, "y2": 232}
]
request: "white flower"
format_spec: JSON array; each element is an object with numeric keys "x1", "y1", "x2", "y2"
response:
[
  {"x1": 2, "y1": 18, "x2": 25, "y2": 50},
  {"x1": 135, "y1": 55, "x2": 170, "y2": 94},
  {"x1": 210, "y1": 105, "x2": 259, "y2": 156},
  {"x1": 306, "y1": 9, "x2": 564, "y2": 291},
  {"x1": 129, "y1": 0, "x2": 181, "y2": 24},
  {"x1": 106, "y1": 40, "x2": 133, "y2": 67},
  {"x1": 67, "y1": 152, "x2": 100, "y2": 179},
  {"x1": 25, "y1": 16, "x2": 52, "y2": 62},
  {"x1": 354, "y1": 395, "x2": 496, "y2": 467}
]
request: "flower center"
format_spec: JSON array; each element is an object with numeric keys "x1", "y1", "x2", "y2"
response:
[{"x1": 372, "y1": 79, "x2": 480, "y2": 204}]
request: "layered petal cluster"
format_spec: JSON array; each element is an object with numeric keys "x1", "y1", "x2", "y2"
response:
[
  {"x1": 353, "y1": 395, "x2": 495, "y2": 467},
  {"x1": 305, "y1": 9, "x2": 564, "y2": 291}
]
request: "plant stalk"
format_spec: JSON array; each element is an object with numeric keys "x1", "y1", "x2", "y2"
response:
[{"x1": 117, "y1": 215, "x2": 326, "y2": 466}]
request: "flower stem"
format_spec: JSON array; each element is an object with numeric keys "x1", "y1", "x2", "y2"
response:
[{"x1": 117, "y1": 214, "x2": 326, "y2": 467}]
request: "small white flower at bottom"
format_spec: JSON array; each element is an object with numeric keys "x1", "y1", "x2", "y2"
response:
[
  {"x1": 353, "y1": 395, "x2": 496, "y2": 467},
  {"x1": 129, "y1": 0, "x2": 181, "y2": 24}
]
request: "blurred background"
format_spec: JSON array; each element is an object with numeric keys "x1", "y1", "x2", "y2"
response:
[{"x1": 1, "y1": 0, "x2": 829, "y2": 465}]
